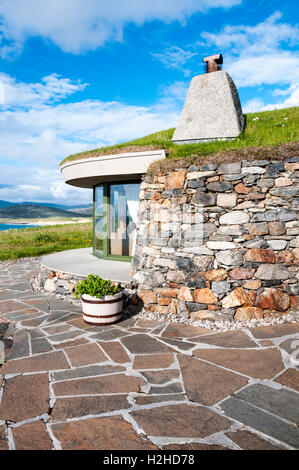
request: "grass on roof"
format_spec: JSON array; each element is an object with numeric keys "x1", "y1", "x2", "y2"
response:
[{"x1": 60, "y1": 106, "x2": 299, "y2": 166}]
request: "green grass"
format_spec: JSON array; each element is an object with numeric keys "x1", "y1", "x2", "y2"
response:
[
  {"x1": 0, "y1": 217, "x2": 91, "y2": 224},
  {"x1": 60, "y1": 107, "x2": 299, "y2": 165},
  {"x1": 0, "y1": 223, "x2": 93, "y2": 261}
]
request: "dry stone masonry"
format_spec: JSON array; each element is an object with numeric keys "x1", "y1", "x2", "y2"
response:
[
  {"x1": 38, "y1": 267, "x2": 141, "y2": 316},
  {"x1": 132, "y1": 157, "x2": 299, "y2": 322}
]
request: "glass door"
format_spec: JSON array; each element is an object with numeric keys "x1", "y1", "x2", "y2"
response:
[
  {"x1": 93, "y1": 182, "x2": 140, "y2": 260},
  {"x1": 109, "y1": 183, "x2": 140, "y2": 258},
  {"x1": 93, "y1": 185, "x2": 105, "y2": 257}
]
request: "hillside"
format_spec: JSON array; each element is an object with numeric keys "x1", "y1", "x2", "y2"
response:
[
  {"x1": 65, "y1": 206, "x2": 93, "y2": 216},
  {"x1": 0, "y1": 200, "x2": 12, "y2": 208},
  {"x1": 60, "y1": 106, "x2": 299, "y2": 167},
  {"x1": 0, "y1": 200, "x2": 92, "y2": 210},
  {"x1": 0, "y1": 204, "x2": 91, "y2": 219}
]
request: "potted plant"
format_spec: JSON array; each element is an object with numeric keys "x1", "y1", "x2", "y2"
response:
[{"x1": 74, "y1": 274, "x2": 123, "y2": 325}]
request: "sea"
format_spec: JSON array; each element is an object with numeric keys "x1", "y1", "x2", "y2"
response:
[{"x1": 0, "y1": 224, "x2": 39, "y2": 231}]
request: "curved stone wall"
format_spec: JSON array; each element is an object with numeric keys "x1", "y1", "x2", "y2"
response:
[{"x1": 132, "y1": 157, "x2": 299, "y2": 321}]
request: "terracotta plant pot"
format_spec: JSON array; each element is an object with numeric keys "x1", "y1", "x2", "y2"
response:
[{"x1": 81, "y1": 292, "x2": 123, "y2": 325}]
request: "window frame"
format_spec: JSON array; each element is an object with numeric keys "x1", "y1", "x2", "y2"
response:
[{"x1": 93, "y1": 180, "x2": 140, "y2": 262}]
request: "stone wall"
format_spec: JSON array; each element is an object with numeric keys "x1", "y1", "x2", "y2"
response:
[
  {"x1": 38, "y1": 266, "x2": 141, "y2": 316},
  {"x1": 132, "y1": 157, "x2": 299, "y2": 321}
]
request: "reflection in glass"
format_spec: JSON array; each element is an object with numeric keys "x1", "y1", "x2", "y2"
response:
[
  {"x1": 109, "y1": 183, "x2": 140, "y2": 257},
  {"x1": 94, "y1": 186, "x2": 104, "y2": 256}
]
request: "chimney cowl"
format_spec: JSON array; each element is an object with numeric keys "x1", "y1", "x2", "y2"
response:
[{"x1": 203, "y1": 54, "x2": 223, "y2": 73}]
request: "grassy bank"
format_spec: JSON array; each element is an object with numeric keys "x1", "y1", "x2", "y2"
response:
[
  {"x1": 60, "y1": 107, "x2": 299, "y2": 166},
  {"x1": 0, "y1": 217, "x2": 91, "y2": 225},
  {"x1": 0, "y1": 223, "x2": 92, "y2": 260}
]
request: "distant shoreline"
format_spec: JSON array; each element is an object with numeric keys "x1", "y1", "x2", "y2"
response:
[{"x1": 0, "y1": 217, "x2": 92, "y2": 227}]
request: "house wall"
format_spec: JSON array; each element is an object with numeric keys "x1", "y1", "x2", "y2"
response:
[{"x1": 132, "y1": 157, "x2": 299, "y2": 321}]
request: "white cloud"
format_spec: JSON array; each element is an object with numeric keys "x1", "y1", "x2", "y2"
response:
[
  {"x1": 160, "y1": 81, "x2": 189, "y2": 103},
  {"x1": 200, "y1": 12, "x2": 299, "y2": 88},
  {"x1": 198, "y1": 11, "x2": 299, "y2": 112},
  {"x1": 243, "y1": 83, "x2": 299, "y2": 113},
  {"x1": 201, "y1": 11, "x2": 299, "y2": 56},
  {"x1": 152, "y1": 46, "x2": 197, "y2": 76},
  {"x1": 0, "y1": 72, "x2": 182, "y2": 204},
  {"x1": 273, "y1": 83, "x2": 298, "y2": 97},
  {"x1": 0, "y1": 73, "x2": 88, "y2": 107},
  {"x1": 227, "y1": 53, "x2": 299, "y2": 88},
  {"x1": 0, "y1": 0, "x2": 241, "y2": 56}
]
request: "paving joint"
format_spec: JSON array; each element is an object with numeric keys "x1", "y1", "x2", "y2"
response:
[{"x1": 0, "y1": 257, "x2": 298, "y2": 450}]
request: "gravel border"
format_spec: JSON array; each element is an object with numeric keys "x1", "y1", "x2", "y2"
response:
[
  {"x1": 30, "y1": 269, "x2": 298, "y2": 333},
  {"x1": 2, "y1": 258, "x2": 297, "y2": 333}
]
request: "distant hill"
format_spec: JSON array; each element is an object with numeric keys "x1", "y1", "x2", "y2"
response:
[
  {"x1": 65, "y1": 206, "x2": 93, "y2": 216},
  {"x1": 0, "y1": 204, "x2": 92, "y2": 219},
  {"x1": 0, "y1": 200, "x2": 12, "y2": 208},
  {"x1": 0, "y1": 200, "x2": 91, "y2": 210}
]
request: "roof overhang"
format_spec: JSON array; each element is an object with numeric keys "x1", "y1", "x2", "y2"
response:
[{"x1": 60, "y1": 149, "x2": 166, "y2": 188}]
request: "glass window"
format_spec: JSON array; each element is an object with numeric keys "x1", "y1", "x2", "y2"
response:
[
  {"x1": 93, "y1": 182, "x2": 140, "y2": 259},
  {"x1": 109, "y1": 183, "x2": 140, "y2": 257},
  {"x1": 94, "y1": 185, "x2": 105, "y2": 257}
]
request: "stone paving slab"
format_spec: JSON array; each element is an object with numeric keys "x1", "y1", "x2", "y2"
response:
[
  {"x1": 64, "y1": 342, "x2": 107, "y2": 367},
  {"x1": 132, "y1": 353, "x2": 175, "y2": 370},
  {"x1": 121, "y1": 333, "x2": 173, "y2": 354},
  {"x1": 51, "y1": 395, "x2": 131, "y2": 421},
  {"x1": 163, "y1": 443, "x2": 229, "y2": 450},
  {"x1": 275, "y1": 369, "x2": 299, "y2": 392},
  {"x1": 278, "y1": 337, "x2": 299, "y2": 355},
  {"x1": 159, "y1": 337, "x2": 197, "y2": 351},
  {"x1": 225, "y1": 430, "x2": 284, "y2": 450},
  {"x1": 50, "y1": 415, "x2": 158, "y2": 450},
  {"x1": 133, "y1": 394, "x2": 185, "y2": 405},
  {"x1": 161, "y1": 322, "x2": 211, "y2": 338},
  {"x1": 0, "y1": 374, "x2": 49, "y2": 422},
  {"x1": 141, "y1": 369, "x2": 180, "y2": 384},
  {"x1": 0, "y1": 350, "x2": 70, "y2": 374},
  {"x1": 149, "y1": 383, "x2": 183, "y2": 394},
  {"x1": 191, "y1": 330, "x2": 258, "y2": 348},
  {"x1": 131, "y1": 404, "x2": 231, "y2": 438},
  {"x1": 234, "y1": 383, "x2": 299, "y2": 424},
  {"x1": 31, "y1": 337, "x2": 53, "y2": 354},
  {"x1": 89, "y1": 328, "x2": 132, "y2": 341},
  {"x1": 8, "y1": 329, "x2": 30, "y2": 360},
  {"x1": 0, "y1": 300, "x2": 30, "y2": 314},
  {"x1": 0, "y1": 258, "x2": 298, "y2": 450},
  {"x1": 52, "y1": 374, "x2": 147, "y2": 396},
  {"x1": 51, "y1": 364, "x2": 126, "y2": 382},
  {"x1": 12, "y1": 420, "x2": 53, "y2": 450},
  {"x1": 249, "y1": 323, "x2": 299, "y2": 339},
  {"x1": 220, "y1": 396, "x2": 299, "y2": 448},
  {"x1": 178, "y1": 354, "x2": 248, "y2": 406},
  {"x1": 52, "y1": 338, "x2": 89, "y2": 349},
  {"x1": 0, "y1": 425, "x2": 9, "y2": 450},
  {"x1": 193, "y1": 348, "x2": 285, "y2": 379},
  {"x1": 98, "y1": 341, "x2": 131, "y2": 363}
]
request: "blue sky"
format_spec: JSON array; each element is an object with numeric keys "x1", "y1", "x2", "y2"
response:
[{"x1": 0, "y1": 0, "x2": 298, "y2": 205}]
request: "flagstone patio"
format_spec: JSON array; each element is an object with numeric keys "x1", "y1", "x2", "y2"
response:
[{"x1": 0, "y1": 258, "x2": 298, "y2": 450}]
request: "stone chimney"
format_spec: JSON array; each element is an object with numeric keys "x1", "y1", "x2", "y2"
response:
[{"x1": 172, "y1": 54, "x2": 245, "y2": 144}]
